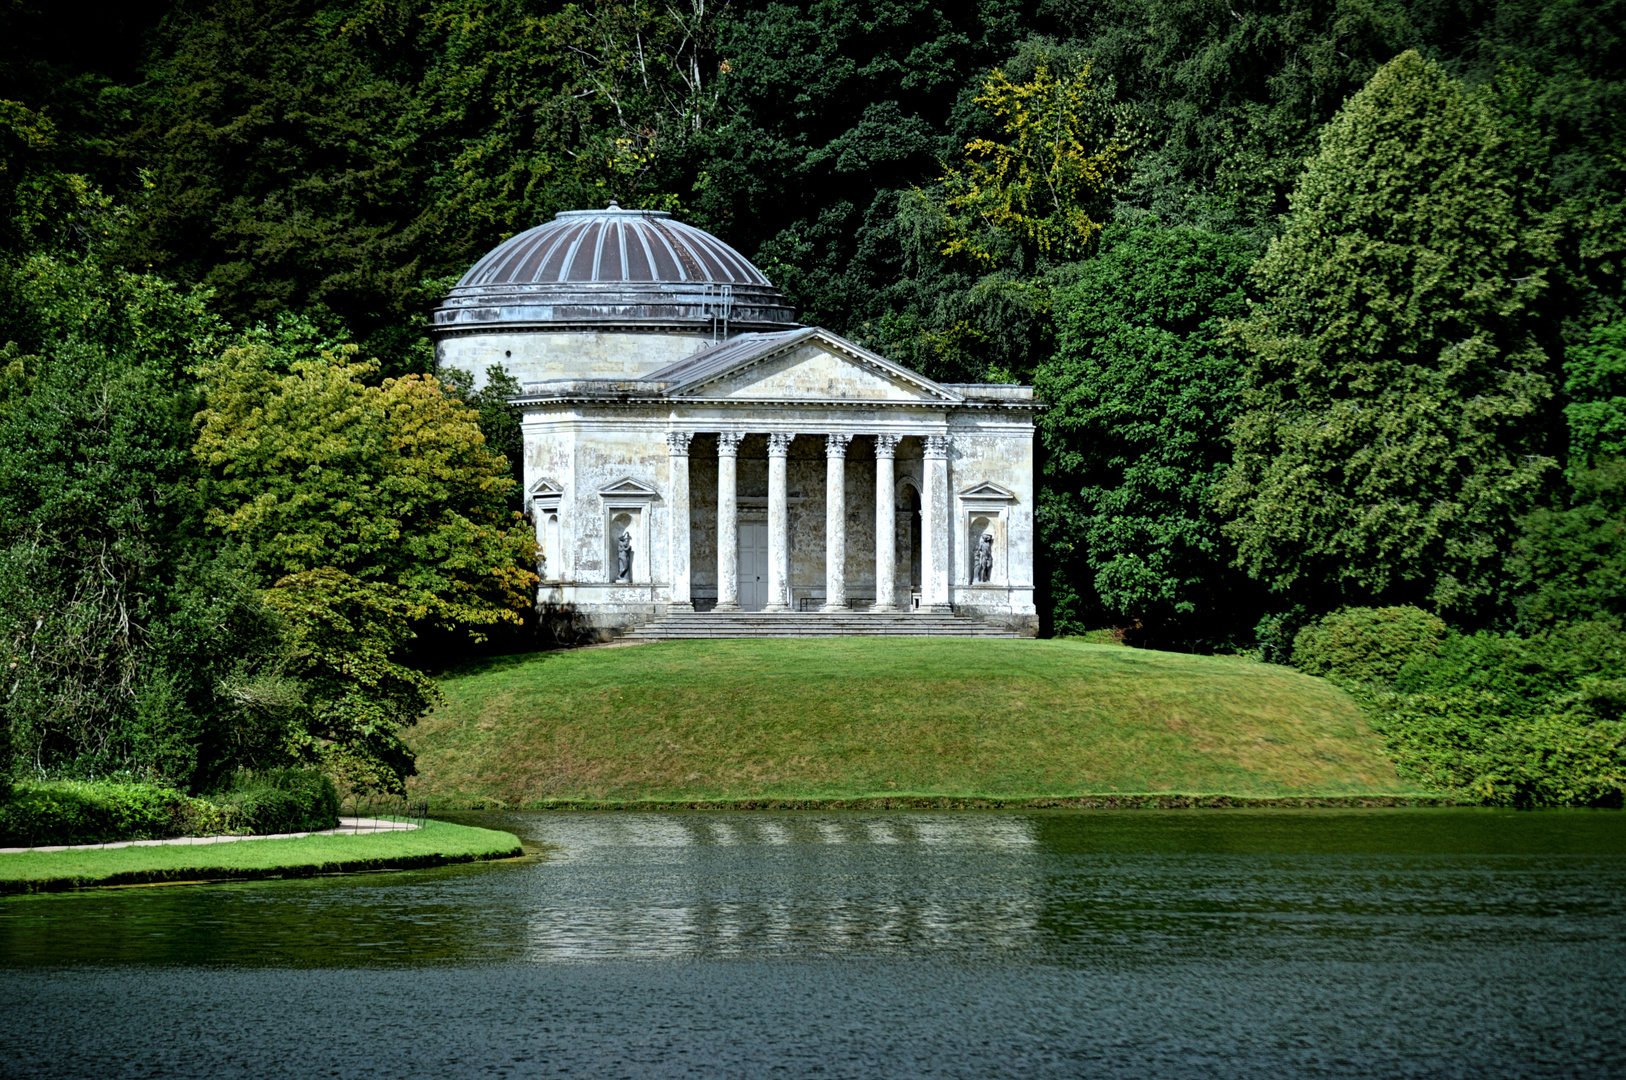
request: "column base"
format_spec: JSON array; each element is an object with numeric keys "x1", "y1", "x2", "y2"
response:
[
  {"x1": 713, "y1": 600, "x2": 741, "y2": 612},
  {"x1": 819, "y1": 602, "x2": 850, "y2": 613},
  {"x1": 870, "y1": 602, "x2": 899, "y2": 613},
  {"x1": 923, "y1": 603, "x2": 954, "y2": 614},
  {"x1": 763, "y1": 603, "x2": 791, "y2": 613}
]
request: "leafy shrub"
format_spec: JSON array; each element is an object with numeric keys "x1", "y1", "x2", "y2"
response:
[
  {"x1": 1292, "y1": 606, "x2": 1448, "y2": 686},
  {"x1": 213, "y1": 769, "x2": 340, "y2": 834},
  {"x1": 1369, "y1": 690, "x2": 1626, "y2": 807},
  {"x1": 1252, "y1": 609, "x2": 1310, "y2": 665},
  {"x1": 0, "y1": 781, "x2": 195, "y2": 846},
  {"x1": 1356, "y1": 622, "x2": 1626, "y2": 806},
  {"x1": 1393, "y1": 621, "x2": 1626, "y2": 715},
  {"x1": 0, "y1": 769, "x2": 339, "y2": 845}
]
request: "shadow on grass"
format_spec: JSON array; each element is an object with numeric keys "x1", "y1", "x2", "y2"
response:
[{"x1": 418, "y1": 602, "x2": 608, "y2": 679}]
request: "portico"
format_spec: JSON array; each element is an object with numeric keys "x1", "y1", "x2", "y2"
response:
[
  {"x1": 511, "y1": 326, "x2": 1039, "y2": 633},
  {"x1": 666, "y1": 426, "x2": 953, "y2": 615}
]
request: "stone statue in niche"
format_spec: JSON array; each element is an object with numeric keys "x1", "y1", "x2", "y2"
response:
[
  {"x1": 974, "y1": 532, "x2": 994, "y2": 583},
  {"x1": 616, "y1": 531, "x2": 634, "y2": 582}
]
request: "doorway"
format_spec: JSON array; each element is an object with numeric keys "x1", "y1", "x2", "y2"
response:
[
  {"x1": 738, "y1": 523, "x2": 768, "y2": 611},
  {"x1": 907, "y1": 486, "x2": 922, "y2": 590}
]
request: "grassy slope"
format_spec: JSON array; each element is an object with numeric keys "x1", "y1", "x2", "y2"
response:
[
  {"x1": 408, "y1": 638, "x2": 1419, "y2": 806},
  {"x1": 0, "y1": 819, "x2": 523, "y2": 894}
]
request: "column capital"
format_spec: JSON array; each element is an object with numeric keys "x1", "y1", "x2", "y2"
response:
[
  {"x1": 923, "y1": 433, "x2": 951, "y2": 459},
  {"x1": 766, "y1": 432, "x2": 794, "y2": 457},
  {"x1": 717, "y1": 431, "x2": 744, "y2": 455},
  {"x1": 824, "y1": 433, "x2": 853, "y2": 456},
  {"x1": 665, "y1": 431, "x2": 693, "y2": 455},
  {"x1": 873, "y1": 433, "x2": 902, "y2": 458}
]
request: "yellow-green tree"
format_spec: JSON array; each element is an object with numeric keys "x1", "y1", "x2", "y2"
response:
[
  {"x1": 936, "y1": 59, "x2": 1125, "y2": 268},
  {"x1": 196, "y1": 343, "x2": 536, "y2": 631},
  {"x1": 195, "y1": 343, "x2": 536, "y2": 789}
]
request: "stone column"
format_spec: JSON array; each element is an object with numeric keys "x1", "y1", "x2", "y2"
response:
[
  {"x1": 715, "y1": 431, "x2": 742, "y2": 612},
  {"x1": 821, "y1": 434, "x2": 852, "y2": 611},
  {"x1": 765, "y1": 432, "x2": 793, "y2": 612},
  {"x1": 666, "y1": 431, "x2": 693, "y2": 612},
  {"x1": 871, "y1": 434, "x2": 900, "y2": 611},
  {"x1": 922, "y1": 433, "x2": 952, "y2": 613}
]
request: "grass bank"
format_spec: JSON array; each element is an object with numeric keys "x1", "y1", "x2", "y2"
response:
[
  {"x1": 409, "y1": 638, "x2": 1423, "y2": 807},
  {"x1": 0, "y1": 819, "x2": 523, "y2": 895}
]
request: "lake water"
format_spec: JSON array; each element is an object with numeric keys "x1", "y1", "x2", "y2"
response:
[{"x1": 2, "y1": 809, "x2": 1624, "y2": 1078}]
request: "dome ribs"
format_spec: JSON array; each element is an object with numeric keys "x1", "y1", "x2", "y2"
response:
[
  {"x1": 627, "y1": 223, "x2": 656, "y2": 281},
  {"x1": 431, "y1": 205, "x2": 797, "y2": 333},
  {"x1": 643, "y1": 219, "x2": 689, "y2": 281},
  {"x1": 607, "y1": 220, "x2": 628, "y2": 282},
  {"x1": 534, "y1": 222, "x2": 583, "y2": 282},
  {"x1": 560, "y1": 221, "x2": 600, "y2": 283},
  {"x1": 507, "y1": 232, "x2": 550, "y2": 284}
]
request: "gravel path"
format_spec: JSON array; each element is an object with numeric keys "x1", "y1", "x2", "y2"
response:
[{"x1": 0, "y1": 817, "x2": 420, "y2": 855}]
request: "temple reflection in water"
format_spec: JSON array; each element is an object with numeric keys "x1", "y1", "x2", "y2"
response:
[{"x1": 520, "y1": 814, "x2": 1045, "y2": 961}]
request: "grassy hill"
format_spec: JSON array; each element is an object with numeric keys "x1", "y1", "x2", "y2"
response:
[{"x1": 406, "y1": 638, "x2": 1421, "y2": 807}]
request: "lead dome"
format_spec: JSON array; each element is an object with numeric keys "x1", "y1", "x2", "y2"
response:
[{"x1": 431, "y1": 204, "x2": 797, "y2": 390}]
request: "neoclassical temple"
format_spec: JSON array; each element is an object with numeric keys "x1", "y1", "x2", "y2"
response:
[{"x1": 432, "y1": 204, "x2": 1038, "y2": 634}]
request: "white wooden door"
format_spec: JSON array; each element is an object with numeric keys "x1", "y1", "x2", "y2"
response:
[{"x1": 738, "y1": 523, "x2": 768, "y2": 611}]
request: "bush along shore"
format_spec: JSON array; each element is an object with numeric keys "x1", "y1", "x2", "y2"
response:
[
  {"x1": 1291, "y1": 607, "x2": 1626, "y2": 807},
  {"x1": 0, "y1": 818, "x2": 525, "y2": 895},
  {"x1": 0, "y1": 770, "x2": 342, "y2": 848}
]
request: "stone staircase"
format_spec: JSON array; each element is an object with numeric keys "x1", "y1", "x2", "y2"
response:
[{"x1": 622, "y1": 610, "x2": 1020, "y2": 640}]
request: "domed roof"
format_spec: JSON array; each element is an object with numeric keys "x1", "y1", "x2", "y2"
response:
[{"x1": 431, "y1": 203, "x2": 797, "y2": 335}]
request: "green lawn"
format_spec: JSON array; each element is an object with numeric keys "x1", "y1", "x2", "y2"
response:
[
  {"x1": 408, "y1": 637, "x2": 1421, "y2": 806},
  {"x1": 0, "y1": 819, "x2": 523, "y2": 894}
]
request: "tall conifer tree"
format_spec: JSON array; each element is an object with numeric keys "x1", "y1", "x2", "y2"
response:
[{"x1": 1220, "y1": 50, "x2": 1556, "y2": 618}]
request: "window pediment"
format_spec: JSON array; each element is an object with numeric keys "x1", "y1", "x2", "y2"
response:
[
  {"x1": 959, "y1": 481, "x2": 1017, "y2": 501},
  {"x1": 598, "y1": 477, "x2": 661, "y2": 501}
]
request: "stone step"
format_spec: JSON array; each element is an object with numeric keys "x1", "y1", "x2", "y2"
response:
[
  {"x1": 623, "y1": 610, "x2": 1020, "y2": 640},
  {"x1": 650, "y1": 614, "x2": 975, "y2": 624},
  {"x1": 638, "y1": 618, "x2": 987, "y2": 627},
  {"x1": 630, "y1": 627, "x2": 1001, "y2": 637}
]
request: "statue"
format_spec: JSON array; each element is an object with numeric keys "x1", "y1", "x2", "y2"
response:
[
  {"x1": 616, "y1": 531, "x2": 633, "y2": 582},
  {"x1": 974, "y1": 532, "x2": 994, "y2": 583}
]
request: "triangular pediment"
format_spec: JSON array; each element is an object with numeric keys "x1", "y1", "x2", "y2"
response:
[
  {"x1": 598, "y1": 477, "x2": 660, "y2": 498},
  {"x1": 652, "y1": 328, "x2": 962, "y2": 405},
  {"x1": 959, "y1": 481, "x2": 1016, "y2": 500},
  {"x1": 529, "y1": 477, "x2": 564, "y2": 496}
]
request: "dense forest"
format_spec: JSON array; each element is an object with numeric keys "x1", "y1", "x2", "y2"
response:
[{"x1": 2, "y1": 0, "x2": 1623, "y2": 803}]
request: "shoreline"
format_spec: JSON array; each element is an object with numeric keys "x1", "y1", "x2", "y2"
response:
[{"x1": 424, "y1": 793, "x2": 1458, "y2": 812}]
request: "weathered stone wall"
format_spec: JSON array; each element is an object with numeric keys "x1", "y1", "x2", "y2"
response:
[
  {"x1": 946, "y1": 415, "x2": 1037, "y2": 631},
  {"x1": 438, "y1": 329, "x2": 723, "y2": 391}
]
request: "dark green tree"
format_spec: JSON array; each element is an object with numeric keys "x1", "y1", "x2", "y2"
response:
[
  {"x1": 1563, "y1": 319, "x2": 1626, "y2": 469},
  {"x1": 1036, "y1": 224, "x2": 1258, "y2": 643},
  {"x1": 0, "y1": 249, "x2": 297, "y2": 791},
  {"x1": 1513, "y1": 461, "x2": 1626, "y2": 629},
  {"x1": 121, "y1": 0, "x2": 430, "y2": 362},
  {"x1": 440, "y1": 364, "x2": 525, "y2": 502},
  {"x1": 693, "y1": 0, "x2": 1038, "y2": 334},
  {"x1": 1051, "y1": 0, "x2": 1422, "y2": 238}
]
